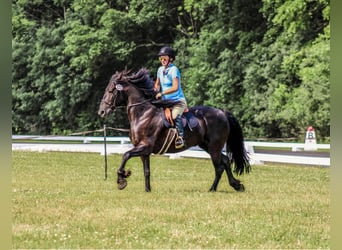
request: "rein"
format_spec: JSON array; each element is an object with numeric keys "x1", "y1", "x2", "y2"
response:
[
  {"x1": 103, "y1": 92, "x2": 154, "y2": 110},
  {"x1": 127, "y1": 98, "x2": 154, "y2": 108},
  {"x1": 102, "y1": 79, "x2": 156, "y2": 112},
  {"x1": 111, "y1": 84, "x2": 154, "y2": 109},
  {"x1": 108, "y1": 98, "x2": 154, "y2": 110}
]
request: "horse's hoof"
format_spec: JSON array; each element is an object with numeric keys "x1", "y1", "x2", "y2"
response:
[
  {"x1": 118, "y1": 179, "x2": 127, "y2": 190},
  {"x1": 237, "y1": 184, "x2": 245, "y2": 192}
]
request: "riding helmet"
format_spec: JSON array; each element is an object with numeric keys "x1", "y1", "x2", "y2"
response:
[{"x1": 158, "y1": 46, "x2": 176, "y2": 60}]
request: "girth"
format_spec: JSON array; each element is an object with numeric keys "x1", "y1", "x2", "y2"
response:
[{"x1": 156, "y1": 128, "x2": 177, "y2": 155}]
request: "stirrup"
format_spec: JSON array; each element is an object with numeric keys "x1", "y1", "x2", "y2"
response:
[{"x1": 175, "y1": 136, "x2": 184, "y2": 149}]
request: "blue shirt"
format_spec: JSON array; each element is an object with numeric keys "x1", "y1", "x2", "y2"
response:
[{"x1": 157, "y1": 64, "x2": 186, "y2": 101}]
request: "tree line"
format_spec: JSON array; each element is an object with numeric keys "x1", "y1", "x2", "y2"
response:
[{"x1": 12, "y1": 0, "x2": 330, "y2": 141}]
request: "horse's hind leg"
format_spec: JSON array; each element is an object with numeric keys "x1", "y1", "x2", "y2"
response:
[
  {"x1": 222, "y1": 153, "x2": 245, "y2": 192},
  {"x1": 209, "y1": 152, "x2": 225, "y2": 192}
]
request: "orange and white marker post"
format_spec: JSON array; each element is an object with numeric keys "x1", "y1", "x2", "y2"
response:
[{"x1": 304, "y1": 126, "x2": 317, "y2": 151}]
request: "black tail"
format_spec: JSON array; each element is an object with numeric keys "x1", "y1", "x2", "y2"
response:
[{"x1": 225, "y1": 111, "x2": 251, "y2": 175}]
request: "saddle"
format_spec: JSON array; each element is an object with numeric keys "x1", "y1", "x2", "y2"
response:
[{"x1": 161, "y1": 108, "x2": 199, "y2": 130}]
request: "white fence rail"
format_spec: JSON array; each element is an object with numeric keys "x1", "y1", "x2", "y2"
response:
[
  {"x1": 12, "y1": 135, "x2": 330, "y2": 167},
  {"x1": 12, "y1": 135, "x2": 131, "y2": 144},
  {"x1": 244, "y1": 141, "x2": 330, "y2": 150}
]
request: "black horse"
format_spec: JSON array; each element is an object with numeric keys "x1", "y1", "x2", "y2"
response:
[{"x1": 98, "y1": 68, "x2": 250, "y2": 192}]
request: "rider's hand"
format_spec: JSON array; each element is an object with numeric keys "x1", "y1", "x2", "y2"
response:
[{"x1": 156, "y1": 92, "x2": 162, "y2": 99}]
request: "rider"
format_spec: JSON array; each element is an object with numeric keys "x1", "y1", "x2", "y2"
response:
[{"x1": 154, "y1": 46, "x2": 187, "y2": 149}]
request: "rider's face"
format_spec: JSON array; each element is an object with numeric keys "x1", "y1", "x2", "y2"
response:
[{"x1": 159, "y1": 55, "x2": 170, "y2": 66}]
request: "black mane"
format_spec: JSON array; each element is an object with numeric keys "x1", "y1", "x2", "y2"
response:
[{"x1": 113, "y1": 68, "x2": 155, "y2": 99}]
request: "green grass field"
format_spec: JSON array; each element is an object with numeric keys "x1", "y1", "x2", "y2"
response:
[{"x1": 12, "y1": 151, "x2": 330, "y2": 249}]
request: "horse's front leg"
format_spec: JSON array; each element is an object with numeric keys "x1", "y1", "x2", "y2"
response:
[
  {"x1": 140, "y1": 155, "x2": 151, "y2": 192},
  {"x1": 117, "y1": 145, "x2": 150, "y2": 190},
  {"x1": 117, "y1": 150, "x2": 132, "y2": 190}
]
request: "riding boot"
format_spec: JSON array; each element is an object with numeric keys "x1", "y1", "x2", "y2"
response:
[{"x1": 174, "y1": 115, "x2": 185, "y2": 149}]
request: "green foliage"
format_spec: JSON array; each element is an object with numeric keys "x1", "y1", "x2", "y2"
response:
[
  {"x1": 12, "y1": 0, "x2": 330, "y2": 141},
  {"x1": 239, "y1": 0, "x2": 329, "y2": 139}
]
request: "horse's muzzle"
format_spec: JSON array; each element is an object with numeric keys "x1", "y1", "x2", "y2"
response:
[
  {"x1": 98, "y1": 109, "x2": 106, "y2": 118},
  {"x1": 98, "y1": 106, "x2": 113, "y2": 118}
]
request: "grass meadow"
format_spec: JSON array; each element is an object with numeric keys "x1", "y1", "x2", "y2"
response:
[{"x1": 12, "y1": 151, "x2": 330, "y2": 249}]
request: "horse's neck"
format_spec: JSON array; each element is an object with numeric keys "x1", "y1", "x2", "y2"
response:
[
  {"x1": 126, "y1": 91, "x2": 152, "y2": 115},
  {"x1": 128, "y1": 101, "x2": 154, "y2": 118},
  {"x1": 126, "y1": 91, "x2": 149, "y2": 108},
  {"x1": 126, "y1": 87, "x2": 159, "y2": 123}
]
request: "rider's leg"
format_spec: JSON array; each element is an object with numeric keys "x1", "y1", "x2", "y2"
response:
[
  {"x1": 172, "y1": 99, "x2": 187, "y2": 148},
  {"x1": 174, "y1": 115, "x2": 184, "y2": 148}
]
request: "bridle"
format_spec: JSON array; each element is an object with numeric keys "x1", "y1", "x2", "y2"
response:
[{"x1": 100, "y1": 88, "x2": 119, "y2": 110}]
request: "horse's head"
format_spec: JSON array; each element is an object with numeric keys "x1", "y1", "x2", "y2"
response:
[
  {"x1": 98, "y1": 72, "x2": 128, "y2": 118},
  {"x1": 98, "y1": 68, "x2": 156, "y2": 117}
]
